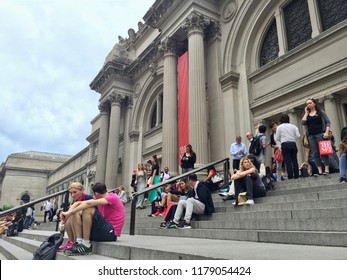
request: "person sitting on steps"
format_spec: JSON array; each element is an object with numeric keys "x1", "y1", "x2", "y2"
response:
[
  {"x1": 231, "y1": 157, "x2": 267, "y2": 206},
  {"x1": 167, "y1": 173, "x2": 214, "y2": 229},
  {"x1": 60, "y1": 182, "x2": 125, "y2": 256},
  {"x1": 58, "y1": 182, "x2": 94, "y2": 252}
]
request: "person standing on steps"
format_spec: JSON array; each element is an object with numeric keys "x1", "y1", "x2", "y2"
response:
[
  {"x1": 180, "y1": 144, "x2": 196, "y2": 174},
  {"x1": 301, "y1": 98, "x2": 331, "y2": 175}
]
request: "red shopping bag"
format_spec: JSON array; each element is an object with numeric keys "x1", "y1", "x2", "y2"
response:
[
  {"x1": 274, "y1": 149, "x2": 283, "y2": 162},
  {"x1": 318, "y1": 140, "x2": 333, "y2": 155}
]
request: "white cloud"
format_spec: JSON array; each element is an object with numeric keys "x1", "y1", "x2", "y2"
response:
[{"x1": 0, "y1": 0, "x2": 154, "y2": 162}]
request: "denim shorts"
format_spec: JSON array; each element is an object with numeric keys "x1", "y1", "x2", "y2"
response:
[{"x1": 90, "y1": 208, "x2": 117, "y2": 242}]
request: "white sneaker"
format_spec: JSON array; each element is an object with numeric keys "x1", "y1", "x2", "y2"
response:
[
  {"x1": 245, "y1": 199, "x2": 254, "y2": 205},
  {"x1": 232, "y1": 202, "x2": 236, "y2": 205},
  {"x1": 218, "y1": 192, "x2": 228, "y2": 197}
]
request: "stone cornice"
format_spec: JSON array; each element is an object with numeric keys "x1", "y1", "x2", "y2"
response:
[
  {"x1": 129, "y1": 131, "x2": 140, "y2": 142},
  {"x1": 128, "y1": 38, "x2": 162, "y2": 78},
  {"x1": 86, "y1": 130, "x2": 99, "y2": 143},
  {"x1": 90, "y1": 61, "x2": 130, "y2": 93},
  {"x1": 143, "y1": 0, "x2": 184, "y2": 29},
  {"x1": 219, "y1": 71, "x2": 240, "y2": 92}
]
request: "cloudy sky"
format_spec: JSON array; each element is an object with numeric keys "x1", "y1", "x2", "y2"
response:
[{"x1": 0, "y1": 0, "x2": 154, "y2": 163}]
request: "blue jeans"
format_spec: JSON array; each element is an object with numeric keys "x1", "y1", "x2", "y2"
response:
[{"x1": 340, "y1": 153, "x2": 346, "y2": 179}]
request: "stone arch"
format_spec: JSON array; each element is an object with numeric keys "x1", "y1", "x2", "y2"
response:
[
  {"x1": 223, "y1": 0, "x2": 278, "y2": 74},
  {"x1": 131, "y1": 72, "x2": 164, "y2": 132},
  {"x1": 18, "y1": 190, "x2": 34, "y2": 203}
]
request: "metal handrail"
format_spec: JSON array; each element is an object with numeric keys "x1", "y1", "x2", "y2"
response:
[
  {"x1": 129, "y1": 157, "x2": 230, "y2": 235},
  {"x1": 0, "y1": 189, "x2": 71, "y2": 232},
  {"x1": 0, "y1": 189, "x2": 70, "y2": 219}
]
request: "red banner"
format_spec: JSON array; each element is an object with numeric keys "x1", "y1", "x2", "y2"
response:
[{"x1": 178, "y1": 52, "x2": 189, "y2": 165}]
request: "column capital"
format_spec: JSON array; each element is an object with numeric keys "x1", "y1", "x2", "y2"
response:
[
  {"x1": 285, "y1": 107, "x2": 301, "y2": 115},
  {"x1": 159, "y1": 37, "x2": 177, "y2": 55},
  {"x1": 98, "y1": 102, "x2": 110, "y2": 113},
  {"x1": 124, "y1": 96, "x2": 133, "y2": 108},
  {"x1": 108, "y1": 93, "x2": 124, "y2": 106},
  {"x1": 182, "y1": 11, "x2": 210, "y2": 35},
  {"x1": 205, "y1": 20, "x2": 221, "y2": 42},
  {"x1": 321, "y1": 94, "x2": 335, "y2": 102}
]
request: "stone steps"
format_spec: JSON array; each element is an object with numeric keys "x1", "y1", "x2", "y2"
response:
[
  {"x1": 1, "y1": 173, "x2": 347, "y2": 259},
  {"x1": 1, "y1": 230, "x2": 347, "y2": 260}
]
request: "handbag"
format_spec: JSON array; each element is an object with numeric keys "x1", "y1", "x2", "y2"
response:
[
  {"x1": 302, "y1": 134, "x2": 310, "y2": 149},
  {"x1": 318, "y1": 140, "x2": 333, "y2": 155},
  {"x1": 237, "y1": 192, "x2": 247, "y2": 206},
  {"x1": 211, "y1": 173, "x2": 223, "y2": 183},
  {"x1": 274, "y1": 149, "x2": 283, "y2": 162}
]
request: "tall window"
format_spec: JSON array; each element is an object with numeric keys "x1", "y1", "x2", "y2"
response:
[
  {"x1": 260, "y1": 19, "x2": 279, "y2": 66},
  {"x1": 284, "y1": 0, "x2": 312, "y2": 51},
  {"x1": 150, "y1": 105, "x2": 157, "y2": 129},
  {"x1": 149, "y1": 94, "x2": 163, "y2": 130},
  {"x1": 317, "y1": 0, "x2": 347, "y2": 31}
]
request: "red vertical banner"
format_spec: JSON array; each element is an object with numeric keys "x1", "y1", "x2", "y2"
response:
[{"x1": 178, "y1": 51, "x2": 189, "y2": 166}]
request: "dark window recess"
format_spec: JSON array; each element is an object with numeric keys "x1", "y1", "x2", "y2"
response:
[
  {"x1": 284, "y1": 0, "x2": 312, "y2": 51},
  {"x1": 150, "y1": 105, "x2": 157, "y2": 129},
  {"x1": 260, "y1": 19, "x2": 279, "y2": 66},
  {"x1": 317, "y1": 0, "x2": 347, "y2": 31}
]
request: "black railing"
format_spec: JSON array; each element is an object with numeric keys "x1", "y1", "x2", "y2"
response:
[
  {"x1": 129, "y1": 157, "x2": 230, "y2": 235},
  {"x1": 0, "y1": 189, "x2": 70, "y2": 231}
]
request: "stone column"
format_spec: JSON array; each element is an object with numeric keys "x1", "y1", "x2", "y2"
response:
[
  {"x1": 95, "y1": 103, "x2": 109, "y2": 183},
  {"x1": 287, "y1": 108, "x2": 304, "y2": 164},
  {"x1": 182, "y1": 12, "x2": 210, "y2": 166},
  {"x1": 122, "y1": 96, "x2": 133, "y2": 192},
  {"x1": 206, "y1": 20, "x2": 226, "y2": 161},
  {"x1": 105, "y1": 93, "x2": 123, "y2": 188},
  {"x1": 161, "y1": 37, "x2": 178, "y2": 174},
  {"x1": 322, "y1": 95, "x2": 341, "y2": 139}
]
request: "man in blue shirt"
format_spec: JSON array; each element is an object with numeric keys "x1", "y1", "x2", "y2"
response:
[{"x1": 230, "y1": 136, "x2": 247, "y2": 170}]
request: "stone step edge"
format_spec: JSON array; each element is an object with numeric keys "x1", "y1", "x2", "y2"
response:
[{"x1": 135, "y1": 228, "x2": 347, "y2": 247}]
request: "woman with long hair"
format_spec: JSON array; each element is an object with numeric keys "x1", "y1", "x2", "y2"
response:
[
  {"x1": 301, "y1": 98, "x2": 331, "y2": 175},
  {"x1": 135, "y1": 162, "x2": 148, "y2": 209},
  {"x1": 159, "y1": 178, "x2": 192, "y2": 228},
  {"x1": 231, "y1": 157, "x2": 266, "y2": 206},
  {"x1": 148, "y1": 155, "x2": 161, "y2": 203},
  {"x1": 180, "y1": 144, "x2": 196, "y2": 174}
]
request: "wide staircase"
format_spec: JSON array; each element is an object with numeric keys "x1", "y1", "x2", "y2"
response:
[{"x1": 1, "y1": 173, "x2": 347, "y2": 260}]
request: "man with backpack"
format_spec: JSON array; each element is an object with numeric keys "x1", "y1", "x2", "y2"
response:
[{"x1": 246, "y1": 125, "x2": 268, "y2": 171}]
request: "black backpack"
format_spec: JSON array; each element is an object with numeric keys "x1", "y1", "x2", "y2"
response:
[
  {"x1": 249, "y1": 135, "x2": 263, "y2": 156},
  {"x1": 261, "y1": 175, "x2": 274, "y2": 191},
  {"x1": 33, "y1": 233, "x2": 64, "y2": 260},
  {"x1": 6, "y1": 222, "x2": 18, "y2": 237}
]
